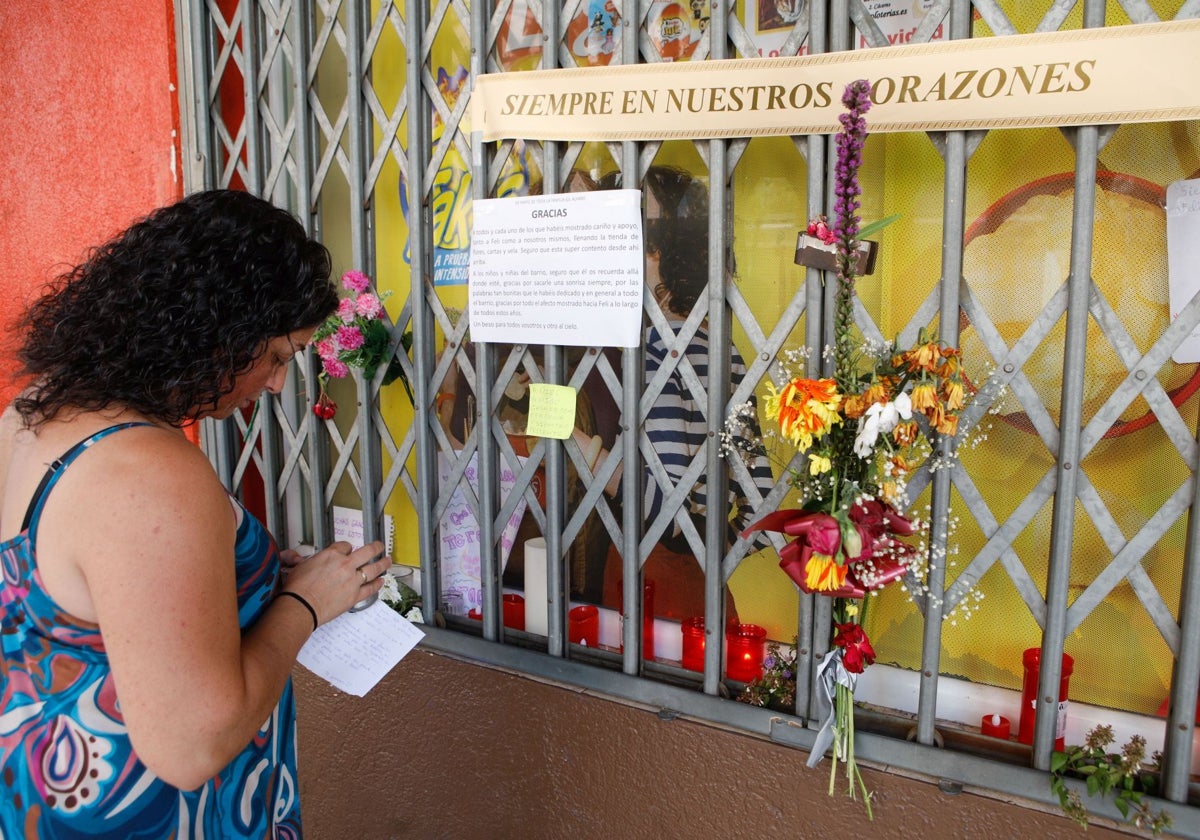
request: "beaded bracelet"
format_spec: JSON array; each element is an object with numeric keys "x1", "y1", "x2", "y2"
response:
[{"x1": 276, "y1": 591, "x2": 318, "y2": 633}]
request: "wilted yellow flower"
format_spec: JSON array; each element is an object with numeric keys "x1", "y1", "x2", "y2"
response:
[
  {"x1": 842, "y1": 393, "x2": 867, "y2": 419},
  {"x1": 892, "y1": 420, "x2": 919, "y2": 446},
  {"x1": 910, "y1": 382, "x2": 938, "y2": 412},
  {"x1": 862, "y1": 382, "x2": 890, "y2": 407},
  {"x1": 928, "y1": 402, "x2": 959, "y2": 436},
  {"x1": 937, "y1": 346, "x2": 962, "y2": 378},
  {"x1": 906, "y1": 342, "x2": 943, "y2": 373},
  {"x1": 941, "y1": 378, "x2": 964, "y2": 411}
]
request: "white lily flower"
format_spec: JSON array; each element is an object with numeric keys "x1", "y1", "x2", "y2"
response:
[{"x1": 854, "y1": 409, "x2": 881, "y2": 457}]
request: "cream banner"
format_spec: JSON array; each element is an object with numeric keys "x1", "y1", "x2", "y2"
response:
[{"x1": 472, "y1": 19, "x2": 1200, "y2": 141}]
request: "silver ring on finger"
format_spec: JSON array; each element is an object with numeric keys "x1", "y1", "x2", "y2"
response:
[{"x1": 360, "y1": 568, "x2": 368, "y2": 584}]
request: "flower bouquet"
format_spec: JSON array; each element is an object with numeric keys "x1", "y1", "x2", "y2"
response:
[
  {"x1": 311, "y1": 270, "x2": 413, "y2": 418},
  {"x1": 734, "y1": 80, "x2": 968, "y2": 818}
]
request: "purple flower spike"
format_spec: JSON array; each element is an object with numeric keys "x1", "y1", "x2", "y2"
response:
[{"x1": 832, "y1": 79, "x2": 872, "y2": 391}]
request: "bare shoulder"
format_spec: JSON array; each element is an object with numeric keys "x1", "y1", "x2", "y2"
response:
[
  {"x1": 31, "y1": 420, "x2": 235, "y2": 620},
  {"x1": 62, "y1": 424, "x2": 228, "y2": 519}
]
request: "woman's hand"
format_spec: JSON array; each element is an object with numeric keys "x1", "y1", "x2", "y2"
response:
[{"x1": 281, "y1": 540, "x2": 389, "y2": 626}]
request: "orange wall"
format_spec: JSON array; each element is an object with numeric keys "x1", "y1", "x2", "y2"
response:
[{"x1": 0, "y1": 0, "x2": 182, "y2": 407}]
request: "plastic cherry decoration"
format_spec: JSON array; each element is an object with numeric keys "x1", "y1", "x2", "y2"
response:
[{"x1": 313, "y1": 392, "x2": 337, "y2": 420}]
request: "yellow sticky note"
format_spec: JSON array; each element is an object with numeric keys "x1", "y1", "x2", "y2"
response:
[{"x1": 525, "y1": 383, "x2": 577, "y2": 440}]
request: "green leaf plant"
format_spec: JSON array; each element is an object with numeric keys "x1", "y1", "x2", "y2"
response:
[{"x1": 1048, "y1": 724, "x2": 1172, "y2": 836}]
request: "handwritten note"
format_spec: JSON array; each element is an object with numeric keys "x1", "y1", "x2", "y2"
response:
[
  {"x1": 296, "y1": 601, "x2": 424, "y2": 697},
  {"x1": 525, "y1": 383, "x2": 577, "y2": 439},
  {"x1": 332, "y1": 505, "x2": 395, "y2": 555}
]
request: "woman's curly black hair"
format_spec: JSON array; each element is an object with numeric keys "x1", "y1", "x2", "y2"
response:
[{"x1": 15, "y1": 189, "x2": 336, "y2": 427}]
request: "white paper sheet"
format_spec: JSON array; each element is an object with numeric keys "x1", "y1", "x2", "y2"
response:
[
  {"x1": 296, "y1": 601, "x2": 424, "y2": 697},
  {"x1": 468, "y1": 190, "x2": 644, "y2": 348}
]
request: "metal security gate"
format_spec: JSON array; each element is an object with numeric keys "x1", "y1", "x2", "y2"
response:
[{"x1": 175, "y1": 0, "x2": 1200, "y2": 830}]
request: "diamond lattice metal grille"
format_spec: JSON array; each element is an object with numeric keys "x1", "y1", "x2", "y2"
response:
[{"x1": 176, "y1": 0, "x2": 1200, "y2": 823}]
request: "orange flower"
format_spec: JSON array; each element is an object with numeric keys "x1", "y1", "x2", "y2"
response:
[
  {"x1": 842, "y1": 393, "x2": 867, "y2": 419},
  {"x1": 805, "y1": 555, "x2": 849, "y2": 591},
  {"x1": 862, "y1": 381, "x2": 891, "y2": 406},
  {"x1": 927, "y1": 402, "x2": 959, "y2": 436},
  {"x1": 892, "y1": 420, "x2": 919, "y2": 446},
  {"x1": 941, "y1": 378, "x2": 964, "y2": 411},
  {"x1": 937, "y1": 346, "x2": 962, "y2": 378},
  {"x1": 909, "y1": 382, "x2": 938, "y2": 412},
  {"x1": 765, "y1": 377, "x2": 842, "y2": 451},
  {"x1": 906, "y1": 342, "x2": 943, "y2": 374},
  {"x1": 936, "y1": 411, "x2": 959, "y2": 436}
]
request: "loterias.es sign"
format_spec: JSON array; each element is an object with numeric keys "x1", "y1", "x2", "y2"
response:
[{"x1": 471, "y1": 19, "x2": 1200, "y2": 141}]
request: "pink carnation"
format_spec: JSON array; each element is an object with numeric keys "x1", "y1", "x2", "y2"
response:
[
  {"x1": 336, "y1": 325, "x2": 365, "y2": 351},
  {"x1": 337, "y1": 297, "x2": 357, "y2": 324},
  {"x1": 342, "y1": 270, "x2": 371, "y2": 293},
  {"x1": 322, "y1": 357, "x2": 350, "y2": 378},
  {"x1": 355, "y1": 293, "x2": 382, "y2": 320},
  {"x1": 314, "y1": 337, "x2": 338, "y2": 361}
]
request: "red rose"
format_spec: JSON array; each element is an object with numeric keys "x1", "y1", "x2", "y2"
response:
[{"x1": 833, "y1": 622, "x2": 876, "y2": 674}]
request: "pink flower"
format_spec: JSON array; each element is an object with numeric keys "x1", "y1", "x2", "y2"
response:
[
  {"x1": 336, "y1": 325, "x2": 365, "y2": 351},
  {"x1": 337, "y1": 297, "x2": 357, "y2": 324},
  {"x1": 322, "y1": 357, "x2": 350, "y2": 378},
  {"x1": 314, "y1": 337, "x2": 338, "y2": 361},
  {"x1": 342, "y1": 270, "x2": 371, "y2": 293},
  {"x1": 355, "y1": 293, "x2": 382, "y2": 320}
]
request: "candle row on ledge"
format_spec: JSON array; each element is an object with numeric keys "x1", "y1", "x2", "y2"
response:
[
  {"x1": 681, "y1": 618, "x2": 768, "y2": 682},
  {"x1": 468, "y1": 595, "x2": 769, "y2": 682}
]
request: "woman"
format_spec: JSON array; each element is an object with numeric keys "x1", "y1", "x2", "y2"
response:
[{"x1": 0, "y1": 190, "x2": 389, "y2": 837}]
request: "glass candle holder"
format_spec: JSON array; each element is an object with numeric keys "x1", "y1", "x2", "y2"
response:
[
  {"x1": 681, "y1": 616, "x2": 706, "y2": 672},
  {"x1": 568, "y1": 605, "x2": 600, "y2": 647},
  {"x1": 725, "y1": 623, "x2": 766, "y2": 683}
]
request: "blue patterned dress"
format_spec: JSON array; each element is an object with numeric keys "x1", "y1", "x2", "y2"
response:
[{"x1": 0, "y1": 423, "x2": 302, "y2": 838}]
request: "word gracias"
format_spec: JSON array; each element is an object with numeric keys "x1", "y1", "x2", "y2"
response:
[{"x1": 499, "y1": 60, "x2": 1096, "y2": 117}]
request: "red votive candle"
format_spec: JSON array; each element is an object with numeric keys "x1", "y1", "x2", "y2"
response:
[
  {"x1": 981, "y1": 713, "x2": 1011, "y2": 739},
  {"x1": 642, "y1": 581, "x2": 655, "y2": 660},
  {"x1": 502, "y1": 594, "x2": 526, "y2": 631},
  {"x1": 1018, "y1": 648, "x2": 1073, "y2": 751},
  {"x1": 568, "y1": 605, "x2": 600, "y2": 647},
  {"x1": 725, "y1": 623, "x2": 767, "y2": 683},
  {"x1": 618, "y1": 580, "x2": 656, "y2": 660},
  {"x1": 681, "y1": 616, "x2": 706, "y2": 672}
]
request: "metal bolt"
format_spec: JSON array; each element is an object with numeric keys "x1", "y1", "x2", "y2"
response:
[
  {"x1": 1135, "y1": 370, "x2": 1147, "y2": 381},
  {"x1": 1063, "y1": 462, "x2": 1072, "y2": 470},
  {"x1": 1003, "y1": 363, "x2": 1014, "y2": 373}
]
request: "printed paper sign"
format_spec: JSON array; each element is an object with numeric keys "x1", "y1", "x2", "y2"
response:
[
  {"x1": 469, "y1": 190, "x2": 644, "y2": 348},
  {"x1": 1168, "y1": 178, "x2": 1200, "y2": 363}
]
